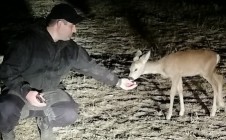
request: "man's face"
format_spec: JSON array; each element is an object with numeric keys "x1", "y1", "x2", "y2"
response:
[{"x1": 57, "y1": 20, "x2": 76, "y2": 41}]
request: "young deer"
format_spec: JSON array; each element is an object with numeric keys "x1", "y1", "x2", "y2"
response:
[{"x1": 129, "y1": 49, "x2": 224, "y2": 120}]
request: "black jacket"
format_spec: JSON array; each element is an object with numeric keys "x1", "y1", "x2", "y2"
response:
[{"x1": 0, "y1": 25, "x2": 119, "y2": 98}]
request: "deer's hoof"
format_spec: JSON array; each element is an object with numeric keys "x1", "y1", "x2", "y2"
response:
[
  {"x1": 179, "y1": 111, "x2": 184, "y2": 116},
  {"x1": 210, "y1": 112, "x2": 216, "y2": 117},
  {"x1": 166, "y1": 114, "x2": 172, "y2": 120}
]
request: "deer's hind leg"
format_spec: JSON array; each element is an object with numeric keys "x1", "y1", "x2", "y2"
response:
[
  {"x1": 177, "y1": 77, "x2": 185, "y2": 116},
  {"x1": 202, "y1": 73, "x2": 218, "y2": 117},
  {"x1": 213, "y1": 72, "x2": 224, "y2": 107}
]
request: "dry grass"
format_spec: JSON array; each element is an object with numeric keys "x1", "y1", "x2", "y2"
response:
[{"x1": 5, "y1": 0, "x2": 226, "y2": 139}]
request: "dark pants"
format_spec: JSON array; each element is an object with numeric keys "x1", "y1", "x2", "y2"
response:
[{"x1": 0, "y1": 89, "x2": 79, "y2": 133}]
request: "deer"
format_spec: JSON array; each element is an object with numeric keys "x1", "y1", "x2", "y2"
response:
[{"x1": 129, "y1": 49, "x2": 224, "y2": 120}]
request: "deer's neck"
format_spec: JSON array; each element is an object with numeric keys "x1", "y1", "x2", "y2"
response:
[{"x1": 144, "y1": 61, "x2": 164, "y2": 75}]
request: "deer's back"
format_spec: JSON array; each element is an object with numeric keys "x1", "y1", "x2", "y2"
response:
[{"x1": 160, "y1": 49, "x2": 219, "y2": 77}]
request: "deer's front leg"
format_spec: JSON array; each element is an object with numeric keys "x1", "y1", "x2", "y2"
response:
[{"x1": 167, "y1": 78, "x2": 179, "y2": 120}]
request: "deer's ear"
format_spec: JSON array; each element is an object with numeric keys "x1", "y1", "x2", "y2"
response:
[
  {"x1": 140, "y1": 51, "x2": 150, "y2": 63},
  {"x1": 136, "y1": 50, "x2": 142, "y2": 56},
  {"x1": 133, "y1": 56, "x2": 139, "y2": 61},
  {"x1": 133, "y1": 50, "x2": 142, "y2": 61}
]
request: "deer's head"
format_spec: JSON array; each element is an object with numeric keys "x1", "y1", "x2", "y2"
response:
[{"x1": 129, "y1": 50, "x2": 150, "y2": 80}]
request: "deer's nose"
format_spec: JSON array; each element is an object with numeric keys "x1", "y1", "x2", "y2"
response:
[{"x1": 128, "y1": 77, "x2": 135, "y2": 81}]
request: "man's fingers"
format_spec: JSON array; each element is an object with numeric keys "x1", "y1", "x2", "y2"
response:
[
  {"x1": 34, "y1": 99, "x2": 47, "y2": 107},
  {"x1": 36, "y1": 94, "x2": 46, "y2": 103},
  {"x1": 125, "y1": 84, "x2": 138, "y2": 90}
]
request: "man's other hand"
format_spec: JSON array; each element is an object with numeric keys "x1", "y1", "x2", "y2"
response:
[{"x1": 26, "y1": 91, "x2": 46, "y2": 107}]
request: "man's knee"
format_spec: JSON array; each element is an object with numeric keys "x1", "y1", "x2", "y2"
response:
[
  {"x1": 59, "y1": 105, "x2": 79, "y2": 125},
  {"x1": 49, "y1": 101, "x2": 79, "y2": 127},
  {"x1": 0, "y1": 94, "x2": 25, "y2": 132}
]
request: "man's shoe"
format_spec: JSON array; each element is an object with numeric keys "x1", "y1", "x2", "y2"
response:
[
  {"x1": 37, "y1": 117, "x2": 56, "y2": 140},
  {"x1": 1, "y1": 130, "x2": 15, "y2": 140}
]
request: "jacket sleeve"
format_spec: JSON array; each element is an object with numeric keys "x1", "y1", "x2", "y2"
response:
[
  {"x1": 71, "y1": 45, "x2": 119, "y2": 86},
  {"x1": 0, "y1": 38, "x2": 32, "y2": 98}
]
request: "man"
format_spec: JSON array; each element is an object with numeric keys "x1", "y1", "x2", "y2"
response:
[{"x1": 0, "y1": 3, "x2": 137, "y2": 140}]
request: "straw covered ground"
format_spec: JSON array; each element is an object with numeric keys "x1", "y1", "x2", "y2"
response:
[{"x1": 2, "y1": 0, "x2": 226, "y2": 139}]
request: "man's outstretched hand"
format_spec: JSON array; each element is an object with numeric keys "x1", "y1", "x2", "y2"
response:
[{"x1": 117, "y1": 78, "x2": 138, "y2": 90}]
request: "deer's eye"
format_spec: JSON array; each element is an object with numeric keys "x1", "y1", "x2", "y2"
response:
[{"x1": 134, "y1": 68, "x2": 138, "y2": 72}]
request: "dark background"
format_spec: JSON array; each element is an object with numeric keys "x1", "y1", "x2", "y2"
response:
[{"x1": 1, "y1": 0, "x2": 226, "y2": 55}]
